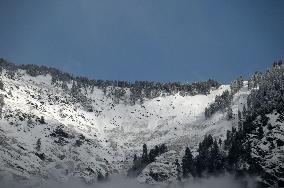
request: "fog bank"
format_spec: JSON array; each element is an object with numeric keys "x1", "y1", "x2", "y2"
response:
[{"x1": 0, "y1": 173, "x2": 258, "y2": 188}]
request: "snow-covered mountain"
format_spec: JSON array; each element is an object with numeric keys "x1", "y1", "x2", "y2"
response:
[{"x1": 0, "y1": 60, "x2": 283, "y2": 187}]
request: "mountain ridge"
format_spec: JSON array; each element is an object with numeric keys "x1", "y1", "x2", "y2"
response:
[{"x1": 0, "y1": 59, "x2": 283, "y2": 187}]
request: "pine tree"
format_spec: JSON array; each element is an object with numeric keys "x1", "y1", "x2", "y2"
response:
[
  {"x1": 218, "y1": 138, "x2": 222, "y2": 146},
  {"x1": 258, "y1": 126, "x2": 264, "y2": 139},
  {"x1": 132, "y1": 154, "x2": 140, "y2": 170},
  {"x1": 0, "y1": 80, "x2": 4, "y2": 90},
  {"x1": 238, "y1": 110, "x2": 242, "y2": 120},
  {"x1": 62, "y1": 82, "x2": 68, "y2": 91},
  {"x1": 242, "y1": 106, "x2": 247, "y2": 118},
  {"x1": 36, "y1": 138, "x2": 41, "y2": 151},
  {"x1": 148, "y1": 147, "x2": 157, "y2": 163},
  {"x1": 8, "y1": 89, "x2": 12, "y2": 97},
  {"x1": 230, "y1": 76, "x2": 243, "y2": 94},
  {"x1": 227, "y1": 138, "x2": 242, "y2": 170},
  {"x1": 71, "y1": 81, "x2": 79, "y2": 96},
  {"x1": 0, "y1": 94, "x2": 4, "y2": 118},
  {"x1": 97, "y1": 171, "x2": 105, "y2": 181},
  {"x1": 175, "y1": 159, "x2": 182, "y2": 181},
  {"x1": 195, "y1": 135, "x2": 214, "y2": 176},
  {"x1": 141, "y1": 143, "x2": 148, "y2": 164},
  {"x1": 51, "y1": 76, "x2": 57, "y2": 85},
  {"x1": 39, "y1": 116, "x2": 45, "y2": 124},
  {"x1": 226, "y1": 107, "x2": 233, "y2": 120},
  {"x1": 133, "y1": 153, "x2": 137, "y2": 163},
  {"x1": 182, "y1": 147, "x2": 194, "y2": 177},
  {"x1": 208, "y1": 140, "x2": 224, "y2": 174}
]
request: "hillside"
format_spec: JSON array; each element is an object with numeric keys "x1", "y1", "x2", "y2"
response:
[{"x1": 0, "y1": 60, "x2": 283, "y2": 187}]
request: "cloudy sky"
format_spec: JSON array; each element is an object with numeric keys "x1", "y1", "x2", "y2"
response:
[{"x1": 0, "y1": 0, "x2": 283, "y2": 83}]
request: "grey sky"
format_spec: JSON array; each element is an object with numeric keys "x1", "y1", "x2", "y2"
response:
[{"x1": 0, "y1": 0, "x2": 283, "y2": 83}]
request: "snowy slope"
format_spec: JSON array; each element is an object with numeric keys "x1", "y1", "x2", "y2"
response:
[
  {"x1": 249, "y1": 112, "x2": 284, "y2": 186},
  {"x1": 136, "y1": 83, "x2": 251, "y2": 183},
  {"x1": 0, "y1": 68, "x2": 249, "y2": 185}
]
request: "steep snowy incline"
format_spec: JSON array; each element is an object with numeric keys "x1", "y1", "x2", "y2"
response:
[
  {"x1": 135, "y1": 83, "x2": 251, "y2": 184},
  {"x1": 0, "y1": 68, "x2": 249, "y2": 185}
]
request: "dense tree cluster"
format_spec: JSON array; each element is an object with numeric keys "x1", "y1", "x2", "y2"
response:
[
  {"x1": 181, "y1": 125, "x2": 267, "y2": 184},
  {"x1": 204, "y1": 90, "x2": 233, "y2": 119},
  {"x1": 128, "y1": 62, "x2": 283, "y2": 186},
  {"x1": 227, "y1": 63, "x2": 284, "y2": 187},
  {"x1": 127, "y1": 79, "x2": 220, "y2": 104},
  {"x1": 181, "y1": 135, "x2": 224, "y2": 178},
  {"x1": 247, "y1": 61, "x2": 284, "y2": 116},
  {"x1": 107, "y1": 88, "x2": 126, "y2": 104},
  {"x1": 0, "y1": 58, "x2": 220, "y2": 105},
  {"x1": 193, "y1": 62, "x2": 284, "y2": 187},
  {"x1": 148, "y1": 144, "x2": 168, "y2": 163},
  {"x1": 248, "y1": 72, "x2": 262, "y2": 90},
  {"x1": 230, "y1": 76, "x2": 244, "y2": 94},
  {"x1": 69, "y1": 81, "x2": 94, "y2": 112},
  {"x1": 0, "y1": 59, "x2": 73, "y2": 82},
  {"x1": 128, "y1": 143, "x2": 168, "y2": 177},
  {"x1": 148, "y1": 170, "x2": 169, "y2": 182}
]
